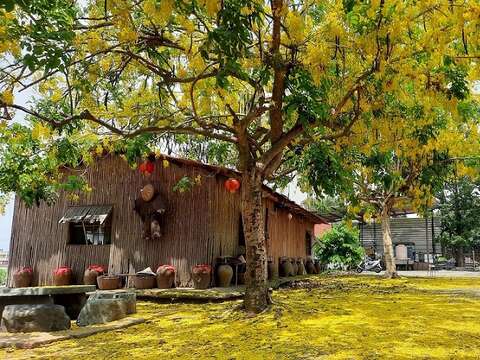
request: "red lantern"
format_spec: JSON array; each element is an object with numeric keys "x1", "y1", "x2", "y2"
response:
[
  {"x1": 224, "y1": 178, "x2": 240, "y2": 193},
  {"x1": 145, "y1": 161, "x2": 154, "y2": 174},
  {"x1": 139, "y1": 162, "x2": 147, "y2": 173}
]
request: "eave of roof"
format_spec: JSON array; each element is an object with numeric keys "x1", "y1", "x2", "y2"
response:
[{"x1": 59, "y1": 205, "x2": 113, "y2": 224}]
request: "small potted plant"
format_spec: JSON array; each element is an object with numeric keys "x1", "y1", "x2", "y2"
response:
[
  {"x1": 13, "y1": 267, "x2": 33, "y2": 288},
  {"x1": 191, "y1": 264, "x2": 211, "y2": 289},
  {"x1": 83, "y1": 265, "x2": 105, "y2": 286},
  {"x1": 156, "y1": 265, "x2": 176, "y2": 289},
  {"x1": 53, "y1": 266, "x2": 72, "y2": 286}
]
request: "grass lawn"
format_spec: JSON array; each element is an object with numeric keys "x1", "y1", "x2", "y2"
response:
[{"x1": 4, "y1": 275, "x2": 480, "y2": 359}]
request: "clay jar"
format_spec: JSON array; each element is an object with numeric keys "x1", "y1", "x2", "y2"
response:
[
  {"x1": 97, "y1": 275, "x2": 121, "y2": 290},
  {"x1": 279, "y1": 257, "x2": 292, "y2": 277},
  {"x1": 305, "y1": 258, "x2": 316, "y2": 274},
  {"x1": 297, "y1": 258, "x2": 306, "y2": 275},
  {"x1": 13, "y1": 267, "x2": 33, "y2": 288},
  {"x1": 267, "y1": 259, "x2": 278, "y2": 280},
  {"x1": 216, "y1": 263, "x2": 233, "y2": 287},
  {"x1": 290, "y1": 258, "x2": 298, "y2": 276},
  {"x1": 156, "y1": 265, "x2": 176, "y2": 289},
  {"x1": 192, "y1": 264, "x2": 211, "y2": 289},
  {"x1": 53, "y1": 266, "x2": 72, "y2": 286},
  {"x1": 83, "y1": 265, "x2": 105, "y2": 286}
]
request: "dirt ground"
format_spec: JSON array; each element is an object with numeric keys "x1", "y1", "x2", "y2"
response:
[{"x1": 4, "y1": 274, "x2": 480, "y2": 360}]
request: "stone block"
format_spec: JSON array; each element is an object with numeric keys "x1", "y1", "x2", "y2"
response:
[
  {"x1": 89, "y1": 291, "x2": 136, "y2": 314},
  {"x1": 76, "y1": 299, "x2": 127, "y2": 327},
  {"x1": 1, "y1": 304, "x2": 71, "y2": 333}
]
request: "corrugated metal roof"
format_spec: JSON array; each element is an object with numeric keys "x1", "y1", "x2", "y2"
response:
[{"x1": 59, "y1": 205, "x2": 112, "y2": 225}]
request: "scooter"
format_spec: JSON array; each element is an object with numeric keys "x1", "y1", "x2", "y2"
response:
[{"x1": 356, "y1": 256, "x2": 382, "y2": 273}]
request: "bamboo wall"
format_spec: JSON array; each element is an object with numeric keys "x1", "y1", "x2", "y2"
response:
[
  {"x1": 8, "y1": 155, "x2": 317, "y2": 287},
  {"x1": 265, "y1": 200, "x2": 314, "y2": 268}
]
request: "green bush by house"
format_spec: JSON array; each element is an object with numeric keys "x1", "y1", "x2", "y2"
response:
[{"x1": 314, "y1": 222, "x2": 364, "y2": 269}]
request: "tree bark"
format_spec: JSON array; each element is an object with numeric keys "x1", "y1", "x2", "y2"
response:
[
  {"x1": 241, "y1": 167, "x2": 269, "y2": 313},
  {"x1": 455, "y1": 247, "x2": 465, "y2": 267},
  {"x1": 381, "y1": 208, "x2": 398, "y2": 278}
]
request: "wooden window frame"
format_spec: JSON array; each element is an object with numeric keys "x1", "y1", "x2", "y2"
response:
[{"x1": 68, "y1": 219, "x2": 112, "y2": 246}]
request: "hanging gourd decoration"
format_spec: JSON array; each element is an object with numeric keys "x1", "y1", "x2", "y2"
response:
[
  {"x1": 140, "y1": 183, "x2": 155, "y2": 202},
  {"x1": 224, "y1": 178, "x2": 240, "y2": 193}
]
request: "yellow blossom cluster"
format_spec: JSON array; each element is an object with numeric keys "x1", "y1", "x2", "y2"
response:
[
  {"x1": 198, "y1": 0, "x2": 221, "y2": 17},
  {"x1": 143, "y1": 0, "x2": 174, "y2": 26},
  {"x1": 0, "y1": 90, "x2": 13, "y2": 105},
  {"x1": 284, "y1": 11, "x2": 305, "y2": 45},
  {"x1": 0, "y1": 11, "x2": 20, "y2": 56}
]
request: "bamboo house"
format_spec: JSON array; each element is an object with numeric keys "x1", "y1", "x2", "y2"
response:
[{"x1": 7, "y1": 154, "x2": 326, "y2": 287}]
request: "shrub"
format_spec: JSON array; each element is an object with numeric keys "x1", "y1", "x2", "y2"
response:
[
  {"x1": 0, "y1": 268, "x2": 7, "y2": 286},
  {"x1": 314, "y1": 222, "x2": 364, "y2": 269}
]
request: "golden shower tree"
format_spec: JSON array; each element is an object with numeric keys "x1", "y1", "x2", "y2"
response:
[{"x1": 1, "y1": 0, "x2": 479, "y2": 311}]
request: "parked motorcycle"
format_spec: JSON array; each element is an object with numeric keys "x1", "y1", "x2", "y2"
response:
[{"x1": 356, "y1": 256, "x2": 382, "y2": 273}]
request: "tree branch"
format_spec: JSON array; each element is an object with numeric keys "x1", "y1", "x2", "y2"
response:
[
  {"x1": 261, "y1": 123, "x2": 304, "y2": 175},
  {"x1": 1, "y1": 102, "x2": 238, "y2": 144}
]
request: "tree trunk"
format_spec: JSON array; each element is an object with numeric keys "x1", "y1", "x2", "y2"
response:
[
  {"x1": 381, "y1": 208, "x2": 398, "y2": 278},
  {"x1": 455, "y1": 247, "x2": 465, "y2": 267},
  {"x1": 241, "y1": 167, "x2": 269, "y2": 313}
]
